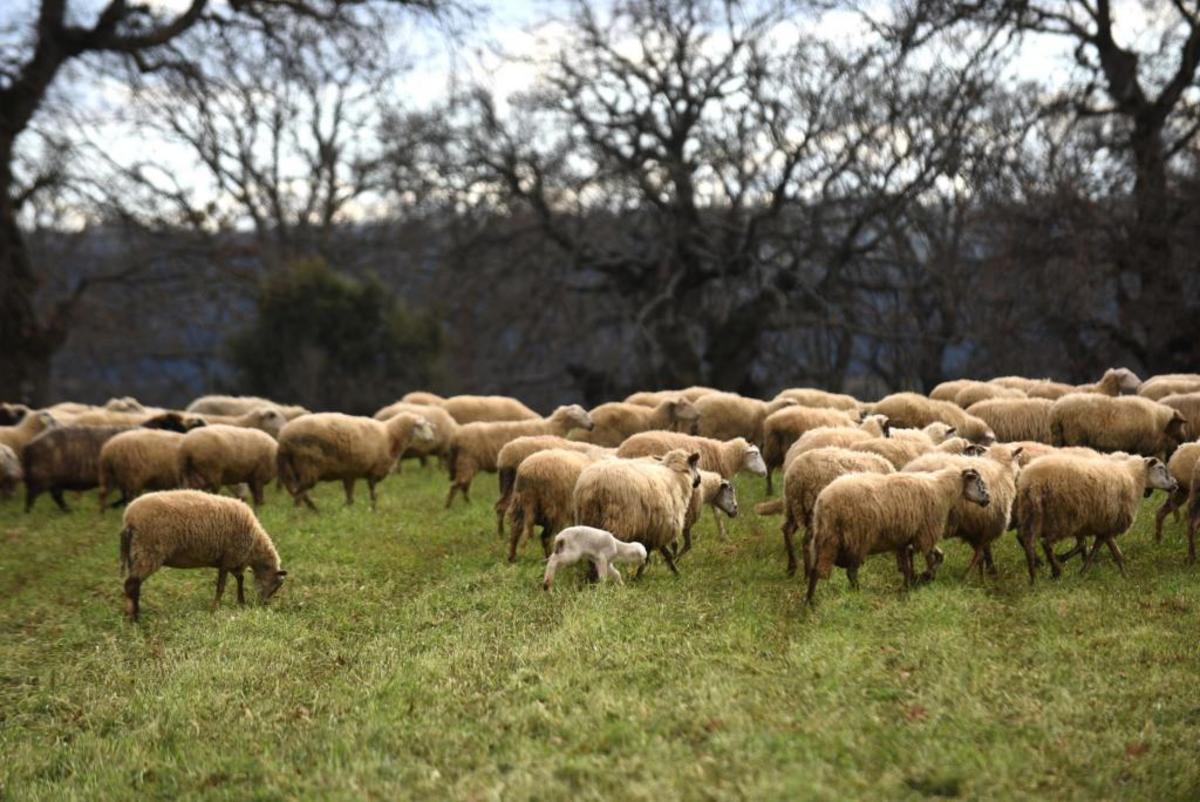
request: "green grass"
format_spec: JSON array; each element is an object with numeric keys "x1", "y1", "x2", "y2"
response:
[{"x1": 3, "y1": 466, "x2": 1200, "y2": 801}]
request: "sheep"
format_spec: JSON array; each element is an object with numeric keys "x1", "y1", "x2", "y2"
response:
[
  {"x1": 869, "y1": 393, "x2": 996, "y2": 444},
  {"x1": 1158, "y1": 393, "x2": 1200, "y2": 440},
  {"x1": 277, "y1": 412, "x2": 435, "y2": 511},
  {"x1": 929, "y1": 379, "x2": 977, "y2": 402},
  {"x1": 97, "y1": 429, "x2": 186, "y2": 511},
  {"x1": 0, "y1": 402, "x2": 30, "y2": 426},
  {"x1": 782, "y1": 415, "x2": 891, "y2": 468},
  {"x1": 0, "y1": 444, "x2": 22, "y2": 499},
  {"x1": 573, "y1": 448, "x2": 701, "y2": 576},
  {"x1": 1049, "y1": 394, "x2": 1186, "y2": 459},
  {"x1": 444, "y1": 405, "x2": 594, "y2": 507},
  {"x1": 849, "y1": 435, "x2": 981, "y2": 470},
  {"x1": 1076, "y1": 367, "x2": 1142, "y2": 396},
  {"x1": 990, "y1": 376, "x2": 1077, "y2": 400},
  {"x1": 625, "y1": 386, "x2": 718, "y2": 407},
  {"x1": 542, "y1": 525, "x2": 648, "y2": 590},
  {"x1": 22, "y1": 425, "x2": 128, "y2": 512},
  {"x1": 179, "y1": 425, "x2": 279, "y2": 507},
  {"x1": 193, "y1": 408, "x2": 288, "y2": 439},
  {"x1": 0, "y1": 410, "x2": 58, "y2": 456},
  {"x1": 1138, "y1": 374, "x2": 1200, "y2": 402},
  {"x1": 615, "y1": 431, "x2": 766, "y2": 480},
  {"x1": 806, "y1": 466, "x2": 990, "y2": 603},
  {"x1": 903, "y1": 443, "x2": 1024, "y2": 579},
  {"x1": 1015, "y1": 453, "x2": 1176, "y2": 581},
  {"x1": 374, "y1": 401, "x2": 458, "y2": 465},
  {"x1": 70, "y1": 409, "x2": 207, "y2": 432},
  {"x1": 776, "y1": 447, "x2": 895, "y2": 577},
  {"x1": 773, "y1": 388, "x2": 862, "y2": 413},
  {"x1": 1184, "y1": 461, "x2": 1200, "y2": 563},
  {"x1": 494, "y1": 435, "x2": 611, "y2": 537},
  {"x1": 953, "y1": 383, "x2": 1026, "y2": 409},
  {"x1": 967, "y1": 397, "x2": 1055, "y2": 444},
  {"x1": 692, "y1": 392, "x2": 797, "y2": 447},
  {"x1": 186, "y1": 395, "x2": 309, "y2": 420},
  {"x1": 119, "y1": 490, "x2": 287, "y2": 621},
  {"x1": 401, "y1": 391, "x2": 445, "y2": 406},
  {"x1": 506, "y1": 448, "x2": 611, "y2": 561},
  {"x1": 441, "y1": 395, "x2": 540, "y2": 424},
  {"x1": 888, "y1": 422, "x2": 957, "y2": 446},
  {"x1": 1153, "y1": 442, "x2": 1200, "y2": 543},
  {"x1": 573, "y1": 397, "x2": 700, "y2": 447},
  {"x1": 760, "y1": 405, "x2": 859, "y2": 494},
  {"x1": 676, "y1": 469, "x2": 739, "y2": 557}
]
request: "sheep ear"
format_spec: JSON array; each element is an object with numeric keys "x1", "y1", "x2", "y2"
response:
[
  {"x1": 688, "y1": 452, "x2": 700, "y2": 467},
  {"x1": 1011, "y1": 446, "x2": 1024, "y2": 460},
  {"x1": 276, "y1": 570, "x2": 288, "y2": 577},
  {"x1": 945, "y1": 426, "x2": 957, "y2": 437}
]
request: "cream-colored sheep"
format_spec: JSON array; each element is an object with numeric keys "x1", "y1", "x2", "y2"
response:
[
  {"x1": 1138, "y1": 374, "x2": 1200, "y2": 402},
  {"x1": 806, "y1": 467, "x2": 990, "y2": 603},
  {"x1": 929, "y1": 379, "x2": 976, "y2": 402},
  {"x1": 777, "y1": 447, "x2": 894, "y2": 577},
  {"x1": 97, "y1": 429, "x2": 186, "y2": 511},
  {"x1": 1185, "y1": 460, "x2": 1200, "y2": 563},
  {"x1": 869, "y1": 393, "x2": 995, "y2": 443},
  {"x1": 903, "y1": 443, "x2": 1024, "y2": 579},
  {"x1": 1049, "y1": 394, "x2": 1186, "y2": 458},
  {"x1": 676, "y1": 469, "x2": 738, "y2": 557},
  {"x1": 277, "y1": 412, "x2": 434, "y2": 511},
  {"x1": 1153, "y1": 442, "x2": 1200, "y2": 542},
  {"x1": 119, "y1": 490, "x2": 286, "y2": 620},
  {"x1": 990, "y1": 376, "x2": 1077, "y2": 399},
  {"x1": 693, "y1": 392, "x2": 797, "y2": 446},
  {"x1": 179, "y1": 425, "x2": 279, "y2": 507},
  {"x1": 967, "y1": 397, "x2": 1055, "y2": 444},
  {"x1": 0, "y1": 444, "x2": 22, "y2": 499},
  {"x1": 573, "y1": 448, "x2": 701, "y2": 576},
  {"x1": 69, "y1": 409, "x2": 207, "y2": 432},
  {"x1": 444, "y1": 405, "x2": 593, "y2": 507},
  {"x1": 888, "y1": 422, "x2": 957, "y2": 446},
  {"x1": 773, "y1": 388, "x2": 862, "y2": 413},
  {"x1": 187, "y1": 395, "x2": 308, "y2": 420},
  {"x1": 542, "y1": 525, "x2": 648, "y2": 590},
  {"x1": 1076, "y1": 367, "x2": 1142, "y2": 396},
  {"x1": 194, "y1": 408, "x2": 288, "y2": 439},
  {"x1": 1015, "y1": 453, "x2": 1176, "y2": 581},
  {"x1": 401, "y1": 391, "x2": 446, "y2": 406},
  {"x1": 374, "y1": 401, "x2": 458, "y2": 465},
  {"x1": 953, "y1": 383, "x2": 1026, "y2": 409},
  {"x1": 615, "y1": 431, "x2": 766, "y2": 480},
  {"x1": 574, "y1": 398, "x2": 700, "y2": 447},
  {"x1": 494, "y1": 436, "x2": 611, "y2": 537},
  {"x1": 625, "y1": 387, "x2": 718, "y2": 407},
  {"x1": 0, "y1": 402, "x2": 30, "y2": 425},
  {"x1": 1158, "y1": 393, "x2": 1200, "y2": 440},
  {"x1": 506, "y1": 448, "x2": 611, "y2": 561},
  {"x1": 850, "y1": 435, "x2": 981, "y2": 470},
  {"x1": 441, "y1": 395, "x2": 540, "y2": 424},
  {"x1": 760, "y1": 405, "x2": 859, "y2": 494},
  {"x1": 780, "y1": 415, "x2": 891, "y2": 471},
  {"x1": 0, "y1": 410, "x2": 58, "y2": 455}
]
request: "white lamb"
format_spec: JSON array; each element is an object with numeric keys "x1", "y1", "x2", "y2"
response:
[{"x1": 542, "y1": 525, "x2": 648, "y2": 590}]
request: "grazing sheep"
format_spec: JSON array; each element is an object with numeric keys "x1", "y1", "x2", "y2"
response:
[
  {"x1": 903, "y1": 444, "x2": 1024, "y2": 579},
  {"x1": 0, "y1": 402, "x2": 30, "y2": 426},
  {"x1": 1158, "y1": 393, "x2": 1200, "y2": 440},
  {"x1": 773, "y1": 388, "x2": 861, "y2": 413},
  {"x1": 0, "y1": 444, "x2": 22, "y2": 499},
  {"x1": 401, "y1": 391, "x2": 446, "y2": 406},
  {"x1": 761, "y1": 405, "x2": 859, "y2": 494},
  {"x1": 574, "y1": 398, "x2": 700, "y2": 447},
  {"x1": 445, "y1": 405, "x2": 594, "y2": 507},
  {"x1": 953, "y1": 383, "x2": 1025, "y2": 409},
  {"x1": 693, "y1": 392, "x2": 797, "y2": 446},
  {"x1": 676, "y1": 469, "x2": 739, "y2": 557},
  {"x1": 1076, "y1": 367, "x2": 1142, "y2": 396},
  {"x1": 193, "y1": 408, "x2": 288, "y2": 439},
  {"x1": 850, "y1": 435, "x2": 980, "y2": 470},
  {"x1": 1153, "y1": 442, "x2": 1200, "y2": 543},
  {"x1": 119, "y1": 490, "x2": 287, "y2": 621},
  {"x1": 1015, "y1": 453, "x2": 1176, "y2": 581},
  {"x1": 22, "y1": 425, "x2": 128, "y2": 512},
  {"x1": 1138, "y1": 374, "x2": 1200, "y2": 402},
  {"x1": 869, "y1": 393, "x2": 995, "y2": 444},
  {"x1": 97, "y1": 429, "x2": 186, "y2": 511},
  {"x1": 494, "y1": 436, "x2": 611, "y2": 537},
  {"x1": 776, "y1": 447, "x2": 895, "y2": 577},
  {"x1": 186, "y1": 395, "x2": 309, "y2": 420},
  {"x1": 806, "y1": 467, "x2": 991, "y2": 604},
  {"x1": 1049, "y1": 394, "x2": 1186, "y2": 459},
  {"x1": 615, "y1": 431, "x2": 766, "y2": 480},
  {"x1": 574, "y1": 448, "x2": 701, "y2": 576},
  {"x1": 374, "y1": 401, "x2": 459, "y2": 465},
  {"x1": 506, "y1": 448, "x2": 610, "y2": 561},
  {"x1": 967, "y1": 397, "x2": 1055, "y2": 444},
  {"x1": 990, "y1": 376, "x2": 1077, "y2": 400},
  {"x1": 0, "y1": 410, "x2": 59, "y2": 456},
  {"x1": 179, "y1": 425, "x2": 279, "y2": 507},
  {"x1": 277, "y1": 412, "x2": 435, "y2": 511},
  {"x1": 542, "y1": 526, "x2": 648, "y2": 590},
  {"x1": 625, "y1": 387, "x2": 718, "y2": 407},
  {"x1": 441, "y1": 395, "x2": 540, "y2": 424}
]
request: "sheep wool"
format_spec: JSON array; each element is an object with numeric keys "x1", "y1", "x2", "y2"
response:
[
  {"x1": 542, "y1": 525, "x2": 648, "y2": 590},
  {"x1": 1075, "y1": 367, "x2": 1142, "y2": 396},
  {"x1": 677, "y1": 469, "x2": 739, "y2": 557},
  {"x1": 119, "y1": 490, "x2": 286, "y2": 620},
  {"x1": 441, "y1": 395, "x2": 540, "y2": 424},
  {"x1": 98, "y1": 429, "x2": 186, "y2": 512},
  {"x1": 374, "y1": 401, "x2": 459, "y2": 463},
  {"x1": 615, "y1": 431, "x2": 766, "y2": 480},
  {"x1": 506, "y1": 448, "x2": 610, "y2": 562},
  {"x1": 179, "y1": 424, "x2": 279, "y2": 507},
  {"x1": 1158, "y1": 393, "x2": 1200, "y2": 441},
  {"x1": 22, "y1": 425, "x2": 129, "y2": 512},
  {"x1": 574, "y1": 398, "x2": 700, "y2": 447},
  {"x1": 953, "y1": 383, "x2": 1025, "y2": 409},
  {"x1": 780, "y1": 415, "x2": 891, "y2": 472},
  {"x1": 693, "y1": 392, "x2": 797, "y2": 446},
  {"x1": 967, "y1": 397, "x2": 1055, "y2": 444},
  {"x1": 1138, "y1": 374, "x2": 1200, "y2": 402},
  {"x1": 1049, "y1": 394, "x2": 1186, "y2": 458},
  {"x1": 869, "y1": 393, "x2": 995, "y2": 444},
  {"x1": 400, "y1": 391, "x2": 446, "y2": 406},
  {"x1": 187, "y1": 395, "x2": 309, "y2": 420},
  {"x1": 625, "y1": 387, "x2": 718, "y2": 407},
  {"x1": 1154, "y1": 442, "x2": 1200, "y2": 542},
  {"x1": 760, "y1": 405, "x2": 859, "y2": 494},
  {"x1": 494, "y1": 435, "x2": 611, "y2": 537},
  {"x1": 0, "y1": 410, "x2": 58, "y2": 456},
  {"x1": 772, "y1": 388, "x2": 862, "y2": 413},
  {"x1": 0, "y1": 444, "x2": 22, "y2": 498}
]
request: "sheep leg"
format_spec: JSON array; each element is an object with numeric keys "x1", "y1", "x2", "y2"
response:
[
  {"x1": 1081, "y1": 538, "x2": 1103, "y2": 574},
  {"x1": 97, "y1": 484, "x2": 109, "y2": 514},
  {"x1": 711, "y1": 505, "x2": 727, "y2": 538},
  {"x1": 782, "y1": 518, "x2": 799, "y2": 578},
  {"x1": 506, "y1": 525, "x2": 522, "y2": 563},
  {"x1": 124, "y1": 577, "x2": 142, "y2": 622},
  {"x1": 1056, "y1": 537, "x2": 1088, "y2": 562},
  {"x1": 961, "y1": 545, "x2": 985, "y2": 581},
  {"x1": 982, "y1": 545, "x2": 998, "y2": 576},
  {"x1": 606, "y1": 562, "x2": 624, "y2": 585},
  {"x1": 367, "y1": 478, "x2": 380, "y2": 510},
  {"x1": 846, "y1": 564, "x2": 860, "y2": 590},
  {"x1": 342, "y1": 478, "x2": 356, "y2": 506},
  {"x1": 1018, "y1": 533, "x2": 1039, "y2": 584},
  {"x1": 495, "y1": 507, "x2": 506, "y2": 539},
  {"x1": 542, "y1": 554, "x2": 562, "y2": 591},
  {"x1": 250, "y1": 481, "x2": 265, "y2": 508},
  {"x1": 1105, "y1": 538, "x2": 1127, "y2": 576},
  {"x1": 1188, "y1": 504, "x2": 1199, "y2": 564},
  {"x1": 444, "y1": 483, "x2": 459, "y2": 508},
  {"x1": 540, "y1": 527, "x2": 555, "y2": 559},
  {"x1": 919, "y1": 547, "x2": 944, "y2": 583},
  {"x1": 677, "y1": 526, "x2": 693, "y2": 558},
  {"x1": 51, "y1": 489, "x2": 70, "y2": 513},
  {"x1": 895, "y1": 548, "x2": 915, "y2": 590},
  {"x1": 235, "y1": 570, "x2": 246, "y2": 605},
  {"x1": 300, "y1": 491, "x2": 319, "y2": 512},
  {"x1": 805, "y1": 568, "x2": 820, "y2": 605},
  {"x1": 1154, "y1": 493, "x2": 1180, "y2": 542},
  {"x1": 1040, "y1": 539, "x2": 1063, "y2": 579},
  {"x1": 659, "y1": 546, "x2": 679, "y2": 575},
  {"x1": 593, "y1": 557, "x2": 610, "y2": 584},
  {"x1": 765, "y1": 470, "x2": 773, "y2": 496},
  {"x1": 212, "y1": 569, "x2": 228, "y2": 611}
]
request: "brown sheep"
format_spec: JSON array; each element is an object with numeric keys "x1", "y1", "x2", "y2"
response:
[
  {"x1": 625, "y1": 387, "x2": 718, "y2": 407},
  {"x1": 1138, "y1": 374, "x2": 1200, "y2": 402},
  {"x1": 97, "y1": 429, "x2": 186, "y2": 511},
  {"x1": 953, "y1": 383, "x2": 1025, "y2": 409},
  {"x1": 760, "y1": 405, "x2": 859, "y2": 494},
  {"x1": 374, "y1": 400, "x2": 459, "y2": 466},
  {"x1": 967, "y1": 397, "x2": 1055, "y2": 444},
  {"x1": 1049, "y1": 394, "x2": 1186, "y2": 459},
  {"x1": 1158, "y1": 393, "x2": 1200, "y2": 440},
  {"x1": 505, "y1": 448, "x2": 610, "y2": 562},
  {"x1": 1153, "y1": 442, "x2": 1200, "y2": 543},
  {"x1": 615, "y1": 431, "x2": 766, "y2": 480},
  {"x1": 692, "y1": 392, "x2": 797, "y2": 446},
  {"x1": 179, "y1": 425, "x2": 279, "y2": 507},
  {"x1": 22, "y1": 426, "x2": 127, "y2": 512},
  {"x1": 772, "y1": 388, "x2": 861, "y2": 413},
  {"x1": 573, "y1": 397, "x2": 700, "y2": 447},
  {"x1": 869, "y1": 393, "x2": 995, "y2": 444},
  {"x1": 1075, "y1": 367, "x2": 1142, "y2": 396},
  {"x1": 441, "y1": 395, "x2": 540, "y2": 424},
  {"x1": 494, "y1": 436, "x2": 611, "y2": 537}
]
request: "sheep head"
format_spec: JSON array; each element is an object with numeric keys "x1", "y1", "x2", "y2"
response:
[
  {"x1": 741, "y1": 442, "x2": 767, "y2": 476},
  {"x1": 961, "y1": 468, "x2": 990, "y2": 507},
  {"x1": 1143, "y1": 457, "x2": 1177, "y2": 497},
  {"x1": 252, "y1": 566, "x2": 288, "y2": 602},
  {"x1": 666, "y1": 398, "x2": 700, "y2": 426},
  {"x1": 251, "y1": 408, "x2": 287, "y2": 438},
  {"x1": 554, "y1": 404, "x2": 594, "y2": 432},
  {"x1": 923, "y1": 422, "x2": 955, "y2": 443},
  {"x1": 715, "y1": 480, "x2": 738, "y2": 517}
]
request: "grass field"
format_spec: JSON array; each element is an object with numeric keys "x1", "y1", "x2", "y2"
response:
[{"x1": 3, "y1": 465, "x2": 1200, "y2": 801}]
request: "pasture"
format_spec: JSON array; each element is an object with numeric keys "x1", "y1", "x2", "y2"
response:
[{"x1": 2, "y1": 466, "x2": 1199, "y2": 800}]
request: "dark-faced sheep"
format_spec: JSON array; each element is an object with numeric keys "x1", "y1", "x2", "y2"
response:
[
  {"x1": 119, "y1": 490, "x2": 286, "y2": 621},
  {"x1": 806, "y1": 467, "x2": 990, "y2": 603}
]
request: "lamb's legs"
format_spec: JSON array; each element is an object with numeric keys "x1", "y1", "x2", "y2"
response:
[
  {"x1": 1040, "y1": 539, "x2": 1063, "y2": 579},
  {"x1": 342, "y1": 478, "x2": 355, "y2": 506},
  {"x1": 605, "y1": 562, "x2": 624, "y2": 585},
  {"x1": 235, "y1": 570, "x2": 246, "y2": 605},
  {"x1": 659, "y1": 546, "x2": 679, "y2": 575},
  {"x1": 782, "y1": 518, "x2": 799, "y2": 577},
  {"x1": 124, "y1": 577, "x2": 142, "y2": 622},
  {"x1": 592, "y1": 557, "x2": 610, "y2": 584},
  {"x1": 542, "y1": 554, "x2": 563, "y2": 590},
  {"x1": 1105, "y1": 538, "x2": 1127, "y2": 576},
  {"x1": 212, "y1": 569, "x2": 228, "y2": 611}
]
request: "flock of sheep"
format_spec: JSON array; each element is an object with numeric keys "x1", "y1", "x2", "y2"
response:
[{"x1": 3, "y1": 366, "x2": 1200, "y2": 618}]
